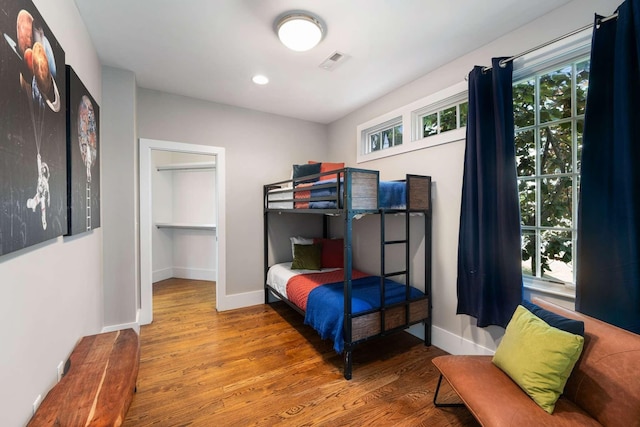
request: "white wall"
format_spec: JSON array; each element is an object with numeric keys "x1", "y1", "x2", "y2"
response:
[
  {"x1": 152, "y1": 151, "x2": 217, "y2": 282},
  {"x1": 137, "y1": 89, "x2": 329, "y2": 298},
  {"x1": 327, "y1": 0, "x2": 618, "y2": 355},
  {"x1": 0, "y1": 1, "x2": 103, "y2": 426}
]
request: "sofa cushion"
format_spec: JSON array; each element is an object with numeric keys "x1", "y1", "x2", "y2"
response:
[
  {"x1": 492, "y1": 305, "x2": 584, "y2": 414},
  {"x1": 432, "y1": 356, "x2": 601, "y2": 426},
  {"x1": 522, "y1": 299, "x2": 585, "y2": 336}
]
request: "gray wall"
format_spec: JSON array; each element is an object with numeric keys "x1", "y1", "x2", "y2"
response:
[
  {"x1": 327, "y1": 0, "x2": 618, "y2": 354},
  {"x1": 0, "y1": 1, "x2": 102, "y2": 426},
  {"x1": 136, "y1": 89, "x2": 328, "y2": 295},
  {"x1": 102, "y1": 66, "x2": 139, "y2": 327}
]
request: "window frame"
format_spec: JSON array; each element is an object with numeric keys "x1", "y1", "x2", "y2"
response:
[
  {"x1": 356, "y1": 81, "x2": 468, "y2": 163},
  {"x1": 363, "y1": 116, "x2": 403, "y2": 155},
  {"x1": 513, "y1": 27, "x2": 592, "y2": 298}
]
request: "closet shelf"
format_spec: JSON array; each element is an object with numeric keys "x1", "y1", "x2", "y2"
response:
[
  {"x1": 156, "y1": 162, "x2": 215, "y2": 172},
  {"x1": 155, "y1": 222, "x2": 216, "y2": 231}
]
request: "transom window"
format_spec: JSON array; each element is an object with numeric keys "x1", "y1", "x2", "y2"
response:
[
  {"x1": 419, "y1": 100, "x2": 468, "y2": 138},
  {"x1": 356, "y1": 81, "x2": 468, "y2": 163},
  {"x1": 514, "y1": 57, "x2": 590, "y2": 289},
  {"x1": 365, "y1": 117, "x2": 403, "y2": 154}
]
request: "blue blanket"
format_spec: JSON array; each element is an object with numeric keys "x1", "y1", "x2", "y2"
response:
[
  {"x1": 308, "y1": 179, "x2": 406, "y2": 209},
  {"x1": 304, "y1": 276, "x2": 424, "y2": 353}
]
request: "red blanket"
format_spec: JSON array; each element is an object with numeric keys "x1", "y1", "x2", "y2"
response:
[{"x1": 286, "y1": 269, "x2": 370, "y2": 311}]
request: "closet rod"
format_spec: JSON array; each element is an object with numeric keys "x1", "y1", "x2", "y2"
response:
[{"x1": 483, "y1": 11, "x2": 619, "y2": 73}]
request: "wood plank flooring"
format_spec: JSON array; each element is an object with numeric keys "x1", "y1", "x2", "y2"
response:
[{"x1": 123, "y1": 278, "x2": 478, "y2": 426}]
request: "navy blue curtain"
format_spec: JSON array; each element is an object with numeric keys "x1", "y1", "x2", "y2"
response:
[
  {"x1": 576, "y1": 0, "x2": 640, "y2": 334},
  {"x1": 456, "y1": 58, "x2": 523, "y2": 328}
]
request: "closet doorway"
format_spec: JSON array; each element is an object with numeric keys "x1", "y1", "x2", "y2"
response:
[{"x1": 139, "y1": 138, "x2": 226, "y2": 325}]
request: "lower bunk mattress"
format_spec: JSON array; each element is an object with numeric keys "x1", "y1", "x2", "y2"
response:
[{"x1": 266, "y1": 262, "x2": 426, "y2": 353}]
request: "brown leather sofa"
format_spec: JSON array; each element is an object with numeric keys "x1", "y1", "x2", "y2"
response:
[{"x1": 432, "y1": 297, "x2": 640, "y2": 426}]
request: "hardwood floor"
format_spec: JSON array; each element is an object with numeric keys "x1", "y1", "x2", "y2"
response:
[{"x1": 123, "y1": 278, "x2": 478, "y2": 426}]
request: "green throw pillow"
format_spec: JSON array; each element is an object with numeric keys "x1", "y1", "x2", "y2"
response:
[
  {"x1": 291, "y1": 243, "x2": 322, "y2": 270},
  {"x1": 492, "y1": 305, "x2": 584, "y2": 414}
]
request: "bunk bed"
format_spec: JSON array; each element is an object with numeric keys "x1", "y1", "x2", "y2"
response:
[{"x1": 263, "y1": 167, "x2": 432, "y2": 379}]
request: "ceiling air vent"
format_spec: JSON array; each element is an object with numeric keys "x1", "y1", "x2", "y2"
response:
[{"x1": 319, "y1": 51, "x2": 347, "y2": 71}]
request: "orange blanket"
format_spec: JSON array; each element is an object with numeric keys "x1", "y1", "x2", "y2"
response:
[
  {"x1": 287, "y1": 269, "x2": 370, "y2": 311},
  {"x1": 294, "y1": 183, "x2": 313, "y2": 208}
]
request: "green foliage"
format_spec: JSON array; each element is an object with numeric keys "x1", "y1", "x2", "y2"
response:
[{"x1": 514, "y1": 60, "x2": 589, "y2": 280}]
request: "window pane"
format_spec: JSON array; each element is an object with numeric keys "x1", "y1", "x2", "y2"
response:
[
  {"x1": 541, "y1": 230, "x2": 573, "y2": 283},
  {"x1": 541, "y1": 176, "x2": 572, "y2": 227},
  {"x1": 576, "y1": 119, "x2": 584, "y2": 171},
  {"x1": 370, "y1": 133, "x2": 380, "y2": 152},
  {"x1": 440, "y1": 106, "x2": 456, "y2": 133},
  {"x1": 539, "y1": 122, "x2": 572, "y2": 174},
  {"x1": 382, "y1": 129, "x2": 392, "y2": 149},
  {"x1": 422, "y1": 113, "x2": 438, "y2": 137},
  {"x1": 539, "y1": 66, "x2": 572, "y2": 123},
  {"x1": 576, "y1": 60, "x2": 590, "y2": 116},
  {"x1": 393, "y1": 124, "x2": 403, "y2": 146},
  {"x1": 521, "y1": 229, "x2": 537, "y2": 277},
  {"x1": 459, "y1": 102, "x2": 468, "y2": 127},
  {"x1": 518, "y1": 179, "x2": 536, "y2": 227},
  {"x1": 515, "y1": 129, "x2": 535, "y2": 177},
  {"x1": 513, "y1": 79, "x2": 535, "y2": 128}
]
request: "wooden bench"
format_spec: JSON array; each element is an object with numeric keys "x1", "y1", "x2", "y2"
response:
[{"x1": 28, "y1": 328, "x2": 140, "y2": 427}]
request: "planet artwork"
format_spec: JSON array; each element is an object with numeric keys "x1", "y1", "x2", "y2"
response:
[
  {"x1": 0, "y1": 0, "x2": 67, "y2": 256},
  {"x1": 66, "y1": 65, "x2": 100, "y2": 236},
  {"x1": 78, "y1": 95, "x2": 97, "y2": 182}
]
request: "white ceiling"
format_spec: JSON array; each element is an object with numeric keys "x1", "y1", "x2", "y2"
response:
[{"x1": 74, "y1": 0, "x2": 572, "y2": 124}]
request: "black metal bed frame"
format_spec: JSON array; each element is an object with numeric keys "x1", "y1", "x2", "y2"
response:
[{"x1": 263, "y1": 167, "x2": 432, "y2": 380}]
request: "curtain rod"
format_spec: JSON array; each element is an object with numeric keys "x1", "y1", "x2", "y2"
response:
[{"x1": 482, "y1": 11, "x2": 619, "y2": 73}]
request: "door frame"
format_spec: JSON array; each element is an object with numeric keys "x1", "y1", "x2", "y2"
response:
[{"x1": 139, "y1": 138, "x2": 226, "y2": 324}]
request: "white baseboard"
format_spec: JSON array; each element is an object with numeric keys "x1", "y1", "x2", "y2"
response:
[
  {"x1": 153, "y1": 267, "x2": 173, "y2": 283},
  {"x1": 173, "y1": 267, "x2": 216, "y2": 281},
  {"x1": 217, "y1": 289, "x2": 263, "y2": 311},
  {"x1": 153, "y1": 267, "x2": 217, "y2": 282},
  {"x1": 101, "y1": 320, "x2": 140, "y2": 334},
  {"x1": 431, "y1": 325, "x2": 495, "y2": 356}
]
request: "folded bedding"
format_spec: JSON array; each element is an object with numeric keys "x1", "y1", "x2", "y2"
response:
[{"x1": 292, "y1": 178, "x2": 407, "y2": 210}]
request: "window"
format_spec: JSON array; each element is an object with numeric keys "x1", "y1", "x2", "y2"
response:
[
  {"x1": 364, "y1": 117, "x2": 403, "y2": 154},
  {"x1": 357, "y1": 81, "x2": 468, "y2": 163},
  {"x1": 417, "y1": 100, "x2": 468, "y2": 138},
  {"x1": 514, "y1": 56, "x2": 590, "y2": 293}
]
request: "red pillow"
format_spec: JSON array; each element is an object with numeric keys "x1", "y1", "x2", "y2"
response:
[
  {"x1": 308, "y1": 161, "x2": 345, "y2": 181},
  {"x1": 314, "y1": 238, "x2": 344, "y2": 268}
]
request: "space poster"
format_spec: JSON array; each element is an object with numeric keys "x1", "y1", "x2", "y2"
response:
[
  {"x1": 0, "y1": 0, "x2": 66, "y2": 256},
  {"x1": 67, "y1": 65, "x2": 100, "y2": 236}
]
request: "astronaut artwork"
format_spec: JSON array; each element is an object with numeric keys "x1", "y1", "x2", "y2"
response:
[
  {"x1": 0, "y1": 0, "x2": 67, "y2": 256},
  {"x1": 66, "y1": 65, "x2": 100, "y2": 236}
]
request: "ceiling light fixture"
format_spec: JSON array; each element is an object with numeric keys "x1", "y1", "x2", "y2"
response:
[
  {"x1": 252, "y1": 75, "x2": 269, "y2": 85},
  {"x1": 275, "y1": 11, "x2": 325, "y2": 52}
]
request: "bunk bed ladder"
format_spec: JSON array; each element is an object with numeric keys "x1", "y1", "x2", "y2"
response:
[{"x1": 379, "y1": 208, "x2": 410, "y2": 333}]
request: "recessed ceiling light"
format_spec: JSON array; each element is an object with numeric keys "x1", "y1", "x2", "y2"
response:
[
  {"x1": 275, "y1": 12, "x2": 324, "y2": 52},
  {"x1": 252, "y1": 75, "x2": 269, "y2": 85}
]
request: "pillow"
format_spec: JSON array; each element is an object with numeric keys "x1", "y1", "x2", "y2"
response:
[
  {"x1": 492, "y1": 305, "x2": 584, "y2": 414},
  {"x1": 314, "y1": 238, "x2": 344, "y2": 268},
  {"x1": 293, "y1": 163, "x2": 321, "y2": 184},
  {"x1": 291, "y1": 243, "x2": 322, "y2": 270},
  {"x1": 290, "y1": 236, "x2": 313, "y2": 258},
  {"x1": 522, "y1": 299, "x2": 585, "y2": 336},
  {"x1": 308, "y1": 161, "x2": 345, "y2": 181}
]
